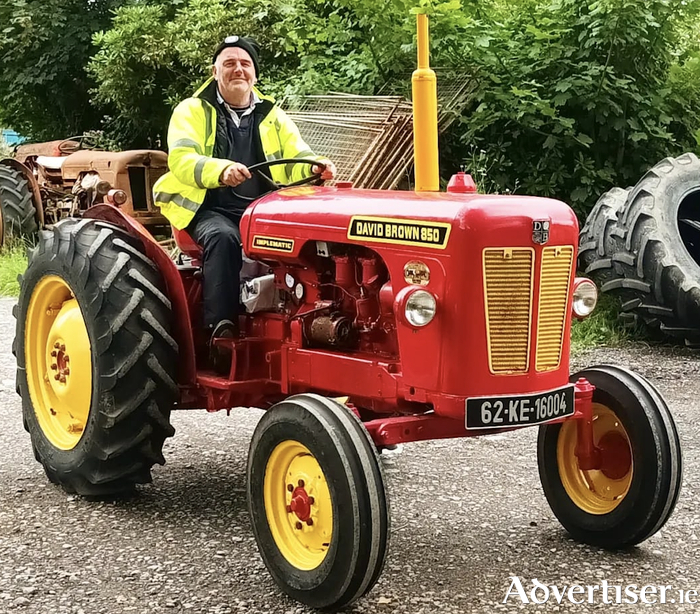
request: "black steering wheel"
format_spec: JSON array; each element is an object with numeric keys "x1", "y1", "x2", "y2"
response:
[{"x1": 231, "y1": 158, "x2": 326, "y2": 202}]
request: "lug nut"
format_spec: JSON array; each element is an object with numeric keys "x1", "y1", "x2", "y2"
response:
[
  {"x1": 286, "y1": 505, "x2": 292, "y2": 513},
  {"x1": 297, "y1": 479, "x2": 305, "y2": 488},
  {"x1": 287, "y1": 484, "x2": 294, "y2": 492},
  {"x1": 306, "y1": 519, "x2": 313, "y2": 526},
  {"x1": 54, "y1": 342, "x2": 60, "y2": 349},
  {"x1": 308, "y1": 496, "x2": 315, "y2": 505},
  {"x1": 59, "y1": 376, "x2": 66, "y2": 384},
  {"x1": 64, "y1": 356, "x2": 70, "y2": 363},
  {"x1": 50, "y1": 364, "x2": 58, "y2": 371},
  {"x1": 295, "y1": 521, "x2": 303, "y2": 530},
  {"x1": 54, "y1": 374, "x2": 61, "y2": 381},
  {"x1": 60, "y1": 344, "x2": 66, "y2": 352},
  {"x1": 51, "y1": 351, "x2": 57, "y2": 357},
  {"x1": 64, "y1": 368, "x2": 70, "y2": 376}
]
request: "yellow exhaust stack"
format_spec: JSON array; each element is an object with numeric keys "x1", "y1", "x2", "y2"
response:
[{"x1": 412, "y1": 14, "x2": 439, "y2": 192}]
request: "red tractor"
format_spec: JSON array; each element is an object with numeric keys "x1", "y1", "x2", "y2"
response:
[{"x1": 14, "y1": 16, "x2": 681, "y2": 611}]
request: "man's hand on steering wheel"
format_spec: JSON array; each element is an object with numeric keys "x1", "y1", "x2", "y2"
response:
[
  {"x1": 220, "y1": 162, "x2": 252, "y2": 187},
  {"x1": 312, "y1": 158, "x2": 336, "y2": 180},
  {"x1": 229, "y1": 158, "x2": 337, "y2": 202}
]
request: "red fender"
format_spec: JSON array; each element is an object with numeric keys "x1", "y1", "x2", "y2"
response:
[
  {"x1": 83, "y1": 204, "x2": 197, "y2": 387},
  {"x1": 0, "y1": 158, "x2": 44, "y2": 226}
]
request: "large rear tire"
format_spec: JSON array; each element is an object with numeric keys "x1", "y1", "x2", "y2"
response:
[
  {"x1": 578, "y1": 187, "x2": 629, "y2": 284},
  {"x1": 14, "y1": 218, "x2": 178, "y2": 496},
  {"x1": 538, "y1": 366, "x2": 682, "y2": 548},
  {"x1": 0, "y1": 164, "x2": 39, "y2": 241},
  {"x1": 247, "y1": 394, "x2": 389, "y2": 610},
  {"x1": 602, "y1": 154, "x2": 700, "y2": 345}
]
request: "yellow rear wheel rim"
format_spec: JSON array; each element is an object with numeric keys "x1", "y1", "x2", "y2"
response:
[
  {"x1": 557, "y1": 403, "x2": 633, "y2": 514},
  {"x1": 264, "y1": 441, "x2": 333, "y2": 570},
  {"x1": 25, "y1": 275, "x2": 92, "y2": 450}
]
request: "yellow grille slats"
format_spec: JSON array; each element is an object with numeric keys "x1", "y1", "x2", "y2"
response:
[
  {"x1": 535, "y1": 246, "x2": 574, "y2": 371},
  {"x1": 483, "y1": 248, "x2": 534, "y2": 373},
  {"x1": 483, "y1": 245, "x2": 574, "y2": 375}
]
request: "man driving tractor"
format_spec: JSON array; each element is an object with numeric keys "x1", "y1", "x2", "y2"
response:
[{"x1": 153, "y1": 36, "x2": 336, "y2": 359}]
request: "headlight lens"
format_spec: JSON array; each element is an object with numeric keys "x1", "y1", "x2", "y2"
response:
[
  {"x1": 572, "y1": 278, "x2": 598, "y2": 318},
  {"x1": 405, "y1": 290, "x2": 437, "y2": 327}
]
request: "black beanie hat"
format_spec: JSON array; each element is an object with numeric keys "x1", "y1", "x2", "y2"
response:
[{"x1": 213, "y1": 36, "x2": 260, "y2": 77}]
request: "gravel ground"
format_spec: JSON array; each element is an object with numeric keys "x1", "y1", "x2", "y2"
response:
[{"x1": 0, "y1": 295, "x2": 698, "y2": 613}]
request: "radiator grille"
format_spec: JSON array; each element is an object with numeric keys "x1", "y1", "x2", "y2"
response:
[
  {"x1": 483, "y1": 248, "x2": 534, "y2": 373},
  {"x1": 536, "y1": 246, "x2": 574, "y2": 371}
]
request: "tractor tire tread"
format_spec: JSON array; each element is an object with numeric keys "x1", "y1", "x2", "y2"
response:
[{"x1": 15, "y1": 218, "x2": 177, "y2": 496}]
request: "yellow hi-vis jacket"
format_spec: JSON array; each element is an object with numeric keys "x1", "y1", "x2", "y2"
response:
[{"x1": 153, "y1": 78, "x2": 317, "y2": 230}]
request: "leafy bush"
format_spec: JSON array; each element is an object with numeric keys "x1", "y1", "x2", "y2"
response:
[{"x1": 447, "y1": 0, "x2": 700, "y2": 216}]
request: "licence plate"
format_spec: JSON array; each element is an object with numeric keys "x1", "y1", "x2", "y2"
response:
[{"x1": 465, "y1": 384, "x2": 575, "y2": 430}]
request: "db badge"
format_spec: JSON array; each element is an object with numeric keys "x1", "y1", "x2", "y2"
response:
[{"x1": 532, "y1": 220, "x2": 550, "y2": 245}]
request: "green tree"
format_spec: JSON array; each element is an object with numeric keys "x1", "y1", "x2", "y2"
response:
[
  {"x1": 448, "y1": 0, "x2": 700, "y2": 214},
  {"x1": 0, "y1": 0, "x2": 126, "y2": 141}
]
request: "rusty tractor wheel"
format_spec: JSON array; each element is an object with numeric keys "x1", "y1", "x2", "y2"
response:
[
  {"x1": 0, "y1": 164, "x2": 39, "y2": 241},
  {"x1": 13, "y1": 218, "x2": 178, "y2": 496},
  {"x1": 247, "y1": 394, "x2": 389, "y2": 610},
  {"x1": 537, "y1": 366, "x2": 681, "y2": 549}
]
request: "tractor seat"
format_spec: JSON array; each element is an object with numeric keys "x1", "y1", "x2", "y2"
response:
[{"x1": 173, "y1": 227, "x2": 203, "y2": 260}]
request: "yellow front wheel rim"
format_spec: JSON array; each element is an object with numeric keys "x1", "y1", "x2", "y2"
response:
[
  {"x1": 557, "y1": 404, "x2": 633, "y2": 515},
  {"x1": 25, "y1": 275, "x2": 92, "y2": 450},
  {"x1": 264, "y1": 441, "x2": 333, "y2": 570}
]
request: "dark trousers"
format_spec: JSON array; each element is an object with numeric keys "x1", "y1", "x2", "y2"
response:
[{"x1": 187, "y1": 208, "x2": 243, "y2": 329}]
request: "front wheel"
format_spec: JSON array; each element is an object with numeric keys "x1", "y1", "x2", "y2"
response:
[
  {"x1": 247, "y1": 394, "x2": 389, "y2": 610},
  {"x1": 537, "y1": 365, "x2": 682, "y2": 548}
]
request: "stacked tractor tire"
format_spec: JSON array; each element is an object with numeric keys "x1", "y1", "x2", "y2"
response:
[
  {"x1": 0, "y1": 164, "x2": 38, "y2": 247},
  {"x1": 579, "y1": 153, "x2": 700, "y2": 347}
]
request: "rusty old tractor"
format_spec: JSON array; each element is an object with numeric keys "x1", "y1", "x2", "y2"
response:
[
  {"x1": 13, "y1": 16, "x2": 682, "y2": 611},
  {"x1": 0, "y1": 137, "x2": 168, "y2": 247}
]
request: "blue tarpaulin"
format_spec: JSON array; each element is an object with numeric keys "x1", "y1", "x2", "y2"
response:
[{"x1": 1, "y1": 129, "x2": 22, "y2": 145}]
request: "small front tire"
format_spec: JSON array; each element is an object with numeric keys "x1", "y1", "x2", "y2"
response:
[
  {"x1": 538, "y1": 365, "x2": 681, "y2": 548},
  {"x1": 247, "y1": 394, "x2": 389, "y2": 610}
]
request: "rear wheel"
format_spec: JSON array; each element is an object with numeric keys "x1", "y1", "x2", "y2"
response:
[
  {"x1": 537, "y1": 366, "x2": 681, "y2": 548},
  {"x1": 247, "y1": 394, "x2": 389, "y2": 610},
  {"x1": 14, "y1": 218, "x2": 178, "y2": 496},
  {"x1": 0, "y1": 164, "x2": 39, "y2": 242}
]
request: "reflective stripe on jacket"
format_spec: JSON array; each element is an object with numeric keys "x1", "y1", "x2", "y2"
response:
[{"x1": 153, "y1": 78, "x2": 317, "y2": 229}]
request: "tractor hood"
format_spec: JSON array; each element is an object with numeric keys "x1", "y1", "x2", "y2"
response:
[{"x1": 240, "y1": 185, "x2": 578, "y2": 258}]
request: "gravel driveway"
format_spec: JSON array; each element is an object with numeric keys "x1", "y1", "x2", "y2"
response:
[{"x1": 0, "y1": 296, "x2": 698, "y2": 613}]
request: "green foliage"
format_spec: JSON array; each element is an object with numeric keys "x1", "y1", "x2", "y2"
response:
[
  {"x1": 0, "y1": 0, "x2": 126, "y2": 141},
  {"x1": 0, "y1": 237, "x2": 28, "y2": 297},
  {"x1": 2, "y1": 0, "x2": 700, "y2": 223},
  {"x1": 570, "y1": 294, "x2": 630, "y2": 354},
  {"x1": 451, "y1": 0, "x2": 700, "y2": 216}
]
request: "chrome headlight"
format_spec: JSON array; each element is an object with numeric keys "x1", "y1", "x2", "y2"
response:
[
  {"x1": 572, "y1": 278, "x2": 598, "y2": 318},
  {"x1": 405, "y1": 289, "x2": 437, "y2": 327}
]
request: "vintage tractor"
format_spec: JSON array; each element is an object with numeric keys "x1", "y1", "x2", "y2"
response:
[
  {"x1": 14, "y1": 16, "x2": 681, "y2": 611},
  {"x1": 0, "y1": 137, "x2": 169, "y2": 247}
]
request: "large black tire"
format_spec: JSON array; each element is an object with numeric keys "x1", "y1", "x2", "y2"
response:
[
  {"x1": 538, "y1": 366, "x2": 682, "y2": 549},
  {"x1": 247, "y1": 394, "x2": 389, "y2": 610},
  {"x1": 602, "y1": 154, "x2": 700, "y2": 345},
  {"x1": 578, "y1": 187, "x2": 629, "y2": 283},
  {"x1": 0, "y1": 164, "x2": 39, "y2": 241},
  {"x1": 14, "y1": 218, "x2": 178, "y2": 496}
]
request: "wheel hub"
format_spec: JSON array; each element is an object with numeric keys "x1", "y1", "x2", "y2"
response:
[
  {"x1": 557, "y1": 403, "x2": 633, "y2": 515},
  {"x1": 598, "y1": 431, "x2": 632, "y2": 480},
  {"x1": 288, "y1": 481, "x2": 314, "y2": 524},
  {"x1": 264, "y1": 441, "x2": 333, "y2": 570},
  {"x1": 25, "y1": 276, "x2": 92, "y2": 450}
]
